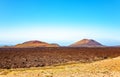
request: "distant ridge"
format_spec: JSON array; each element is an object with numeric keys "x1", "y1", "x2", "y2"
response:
[
  {"x1": 15, "y1": 40, "x2": 60, "y2": 48},
  {"x1": 69, "y1": 39, "x2": 104, "y2": 47}
]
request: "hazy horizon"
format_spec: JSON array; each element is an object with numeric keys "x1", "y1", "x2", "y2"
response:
[{"x1": 0, "y1": 0, "x2": 120, "y2": 46}]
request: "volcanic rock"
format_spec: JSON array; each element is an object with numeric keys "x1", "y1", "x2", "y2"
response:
[
  {"x1": 69, "y1": 39, "x2": 104, "y2": 47},
  {"x1": 15, "y1": 40, "x2": 60, "y2": 48}
]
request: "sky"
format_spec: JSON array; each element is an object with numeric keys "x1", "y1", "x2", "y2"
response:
[{"x1": 0, "y1": 0, "x2": 120, "y2": 46}]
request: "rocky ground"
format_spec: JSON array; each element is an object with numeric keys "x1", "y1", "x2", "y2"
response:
[
  {"x1": 1, "y1": 56, "x2": 120, "y2": 77},
  {"x1": 0, "y1": 47, "x2": 120, "y2": 69}
]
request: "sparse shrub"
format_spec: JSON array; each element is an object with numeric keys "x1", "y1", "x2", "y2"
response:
[{"x1": 103, "y1": 56, "x2": 108, "y2": 59}]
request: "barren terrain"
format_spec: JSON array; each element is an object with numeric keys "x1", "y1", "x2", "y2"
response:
[
  {"x1": 0, "y1": 47, "x2": 120, "y2": 69},
  {"x1": 1, "y1": 56, "x2": 120, "y2": 77}
]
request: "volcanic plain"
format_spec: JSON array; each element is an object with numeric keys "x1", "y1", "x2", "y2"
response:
[{"x1": 0, "y1": 47, "x2": 120, "y2": 69}]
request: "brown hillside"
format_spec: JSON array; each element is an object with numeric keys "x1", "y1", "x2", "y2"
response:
[
  {"x1": 15, "y1": 40, "x2": 60, "y2": 48},
  {"x1": 70, "y1": 39, "x2": 103, "y2": 47}
]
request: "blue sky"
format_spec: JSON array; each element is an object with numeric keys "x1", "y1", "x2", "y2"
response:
[{"x1": 0, "y1": 0, "x2": 120, "y2": 46}]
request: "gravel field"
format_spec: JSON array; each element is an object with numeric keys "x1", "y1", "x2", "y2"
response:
[{"x1": 1, "y1": 56, "x2": 120, "y2": 77}]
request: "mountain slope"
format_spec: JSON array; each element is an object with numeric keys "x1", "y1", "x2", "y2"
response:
[
  {"x1": 15, "y1": 40, "x2": 60, "y2": 48},
  {"x1": 69, "y1": 39, "x2": 104, "y2": 47}
]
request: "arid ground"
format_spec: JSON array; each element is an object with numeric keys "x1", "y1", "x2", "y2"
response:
[
  {"x1": 1, "y1": 56, "x2": 120, "y2": 77},
  {"x1": 0, "y1": 47, "x2": 120, "y2": 77}
]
